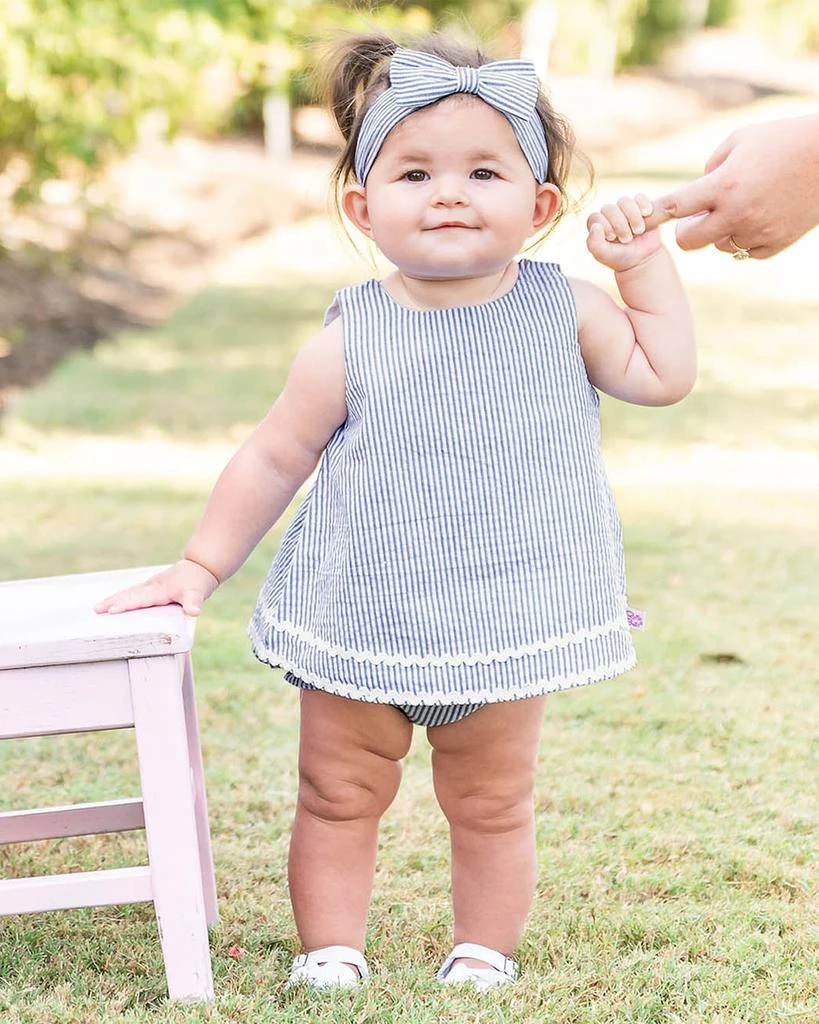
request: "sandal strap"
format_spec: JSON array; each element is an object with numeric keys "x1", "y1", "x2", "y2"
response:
[
  {"x1": 291, "y1": 945, "x2": 369, "y2": 979},
  {"x1": 438, "y1": 942, "x2": 519, "y2": 980}
]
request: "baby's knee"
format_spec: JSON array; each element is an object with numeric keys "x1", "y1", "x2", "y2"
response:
[
  {"x1": 298, "y1": 760, "x2": 401, "y2": 823},
  {"x1": 436, "y1": 781, "x2": 535, "y2": 836}
]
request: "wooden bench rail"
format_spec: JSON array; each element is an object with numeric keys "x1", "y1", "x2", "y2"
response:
[
  {"x1": 0, "y1": 661, "x2": 134, "y2": 739},
  {"x1": 0, "y1": 866, "x2": 153, "y2": 915},
  {"x1": 0, "y1": 799, "x2": 145, "y2": 845}
]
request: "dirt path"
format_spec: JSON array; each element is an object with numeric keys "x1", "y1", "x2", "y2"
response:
[{"x1": 0, "y1": 140, "x2": 330, "y2": 407}]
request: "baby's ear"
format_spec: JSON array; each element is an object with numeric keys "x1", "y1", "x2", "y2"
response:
[
  {"x1": 532, "y1": 183, "x2": 562, "y2": 232},
  {"x1": 342, "y1": 184, "x2": 374, "y2": 238}
]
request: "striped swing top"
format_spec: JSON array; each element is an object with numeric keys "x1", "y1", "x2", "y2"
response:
[{"x1": 249, "y1": 258, "x2": 636, "y2": 706}]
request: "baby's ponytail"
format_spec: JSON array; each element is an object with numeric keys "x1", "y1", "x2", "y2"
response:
[
  {"x1": 319, "y1": 34, "x2": 398, "y2": 229},
  {"x1": 324, "y1": 34, "x2": 397, "y2": 144}
]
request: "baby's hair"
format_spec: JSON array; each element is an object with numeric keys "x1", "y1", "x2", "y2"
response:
[{"x1": 319, "y1": 31, "x2": 593, "y2": 240}]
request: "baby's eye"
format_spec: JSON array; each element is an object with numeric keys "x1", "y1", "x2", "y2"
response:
[
  {"x1": 403, "y1": 170, "x2": 429, "y2": 182},
  {"x1": 471, "y1": 168, "x2": 496, "y2": 180}
]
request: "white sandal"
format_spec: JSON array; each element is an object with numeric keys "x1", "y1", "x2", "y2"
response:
[
  {"x1": 287, "y1": 945, "x2": 369, "y2": 989},
  {"x1": 437, "y1": 942, "x2": 519, "y2": 991}
]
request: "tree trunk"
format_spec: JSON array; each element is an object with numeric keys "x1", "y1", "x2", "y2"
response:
[
  {"x1": 263, "y1": 92, "x2": 292, "y2": 164},
  {"x1": 520, "y1": 0, "x2": 558, "y2": 80}
]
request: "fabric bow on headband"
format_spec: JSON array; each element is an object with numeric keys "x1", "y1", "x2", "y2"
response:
[{"x1": 354, "y1": 48, "x2": 551, "y2": 184}]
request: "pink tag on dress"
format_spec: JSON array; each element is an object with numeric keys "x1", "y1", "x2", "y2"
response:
[{"x1": 626, "y1": 607, "x2": 646, "y2": 630}]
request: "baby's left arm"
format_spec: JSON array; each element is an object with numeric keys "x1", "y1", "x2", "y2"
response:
[{"x1": 571, "y1": 194, "x2": 696, "y2": 406}]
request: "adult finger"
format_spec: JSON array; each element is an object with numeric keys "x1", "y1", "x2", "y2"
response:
[
  {"x1": 713, "y1": 234, "x2": 736, "y2": 255},
  {"x1": 673, "y1": 207, "x2": 740, "y2": 251},
  {"x1": 616, "y1": 195, "x2": 648, "y2": 236},
  {"x1": 702, "y1": 134, "x2": 734, "y2": 175},
  {"x1": 655, "y1": 172, "x2": 720, "y2": 223},
  {"x1": 715, "y1": 235, "x2": 772, "y2": 260},
  {"x1": 641, "y1": 204, "x2": 673, "y2": 231}
]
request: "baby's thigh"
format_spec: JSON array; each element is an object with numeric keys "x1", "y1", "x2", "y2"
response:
[
  {"x1": 427, "y1": 697, "x2": 547, "y2": 817},
  {"x1": 296, "y1": 690, "x2": 413, "y2": 817}
]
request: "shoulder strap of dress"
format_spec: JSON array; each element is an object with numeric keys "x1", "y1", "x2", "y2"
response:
[
  {"x1": 323, "y1": 279, "x2": 382, "y2": 327},
  {"x1": 515, "y1": 259, "x2": 578, "y2": 340},
  {"x1": 323, "y1": 295, "x2": 341, "y2": 327},
  {"x1": 518, "y1": 257, "x2": 565, "y2": 283}
]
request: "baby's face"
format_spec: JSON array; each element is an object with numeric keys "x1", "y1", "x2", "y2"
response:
[{"x1": 348, "y1": 96, "x2": 558, "y2": 281}]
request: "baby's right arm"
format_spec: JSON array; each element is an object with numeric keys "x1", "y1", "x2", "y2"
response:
[{"x1": 95, "y1": 318, "x2": 347, "y2": 615}]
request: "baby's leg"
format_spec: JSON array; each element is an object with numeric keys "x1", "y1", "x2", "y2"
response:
[
  {"x1": 428, "y1": 696, "x2": 547, "y2": 963},
  {"x1": 289, "y1": 689, "x2": 413, "y2": 953}
]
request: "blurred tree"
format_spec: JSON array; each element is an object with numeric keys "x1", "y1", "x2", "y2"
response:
[
  {"x1": 547, "y1": 0, "x2": 819, "y2": 72},
  {"x1": 0, "y1": 0, "x2": 527, "y2": 203},
  {"x1": 709, "y1": 0, "x2": 819, "y2": 51},
  {"x1": 2, "y1": 0, "x2": 817, "y2": 205},
  {"x1": 0, "y1": 0, "x2": 250, "y2": 203}
]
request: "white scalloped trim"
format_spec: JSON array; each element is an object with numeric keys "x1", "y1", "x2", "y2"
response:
[
  {"x1": 251, "y1": 648, "x2": 637, "y2": 705},
  {"x1": 252, "y1": 611, "x2": 628, "y2": 668}
]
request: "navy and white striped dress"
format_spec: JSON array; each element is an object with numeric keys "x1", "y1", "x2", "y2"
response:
[{"x1": 249, "y1": 259, "x2": 636, "y2": 718}]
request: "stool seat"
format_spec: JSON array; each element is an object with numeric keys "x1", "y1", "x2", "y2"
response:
[
  {"x1": 0, "y1": 565, "x2": 192, "y2": 669},
  {"x1": 0, "y1": 566, "x2": 217, "y2": 1002}
]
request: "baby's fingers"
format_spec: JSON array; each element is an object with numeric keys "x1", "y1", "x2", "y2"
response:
[
  {"x1": 607, "y1": 196, "x2": 652, "y2": 241},
  {"x1": 177, "y1": 589, "x2": 206, "y2": 617},
  {"x1": 586, "y1": 212, "x2": 614, "y2": 243},
  {"x1": 587, "y1": 195, "x2": 658, "y2": 243},
  {"x1": 594, "y1": 203, "x2": 633, "y2": 242},
  {"x1": 619, "y1": 194, "x2": 654, "y2": 236},
  {"x1": 586, "y1": 209, "x2": 615, "y2": 242},
  {"x1": 95, "y1": 579, "x2": 175, "y2": 615}
]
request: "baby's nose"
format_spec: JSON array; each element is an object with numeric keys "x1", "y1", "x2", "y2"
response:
[{"x1": 432, "y1": 176, "x2": 468, "y2": 204}]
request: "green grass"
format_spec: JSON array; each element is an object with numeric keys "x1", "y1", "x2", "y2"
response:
[
  {"x1": 1, "y1": 219, "x2": 818, "y2": 1023},
  {"x1": 9, "y1": 280, "x2": 335, "y2": 440}
]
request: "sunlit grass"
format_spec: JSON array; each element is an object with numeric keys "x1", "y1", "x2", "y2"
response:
[{"x1": 8, "y1": 279, "x2": 350, "y2": 440}]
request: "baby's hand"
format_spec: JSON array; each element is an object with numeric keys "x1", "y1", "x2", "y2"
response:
[
  {"x1": 94, "y1": 559, "x2": 219, "y2": 617},
  {"x1": 586, "y1": 194, "x2": 665, "y2": 271}
]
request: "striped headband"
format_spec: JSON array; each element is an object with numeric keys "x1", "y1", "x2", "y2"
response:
[{"x1": 354, "y1": 48, "x2": 551, "y2": 184}]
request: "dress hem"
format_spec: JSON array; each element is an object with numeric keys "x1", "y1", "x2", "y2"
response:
[
  {"x1": 248, "y1": 632, "x2": 637, "y2": 706},
  {"x1": 250, "y1": 609, "x2": 630, "y2": 668}
]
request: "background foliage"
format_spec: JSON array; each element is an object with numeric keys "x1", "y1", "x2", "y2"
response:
[{"x1": 1, "y1": 0, "x2": 818, "y2": 203}]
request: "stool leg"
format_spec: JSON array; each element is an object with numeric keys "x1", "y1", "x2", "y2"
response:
[
  {"x1": 130, "y1": 654, "x2": 214, "y2": 1002},
  {"x1": 181, "y1": 653, "x2": 219, "y2": 926}
]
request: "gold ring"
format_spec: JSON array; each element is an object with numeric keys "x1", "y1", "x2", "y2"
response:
[{"x1": 729, "y1": 236, "x2": 751, "y2": 260}]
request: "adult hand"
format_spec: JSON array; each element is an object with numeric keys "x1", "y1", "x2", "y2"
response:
[{"x1": 657, "y1": 114, "x2": 819, "y2": 259}]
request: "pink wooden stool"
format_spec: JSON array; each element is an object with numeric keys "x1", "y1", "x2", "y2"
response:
[{"x1": 0, "y1": 566, "x2": 217, "y2": 1001}]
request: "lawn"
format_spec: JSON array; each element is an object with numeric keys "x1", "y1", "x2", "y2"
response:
[{"x1": 0, "y1": 189, "x2": 817, "y2": 1023}]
